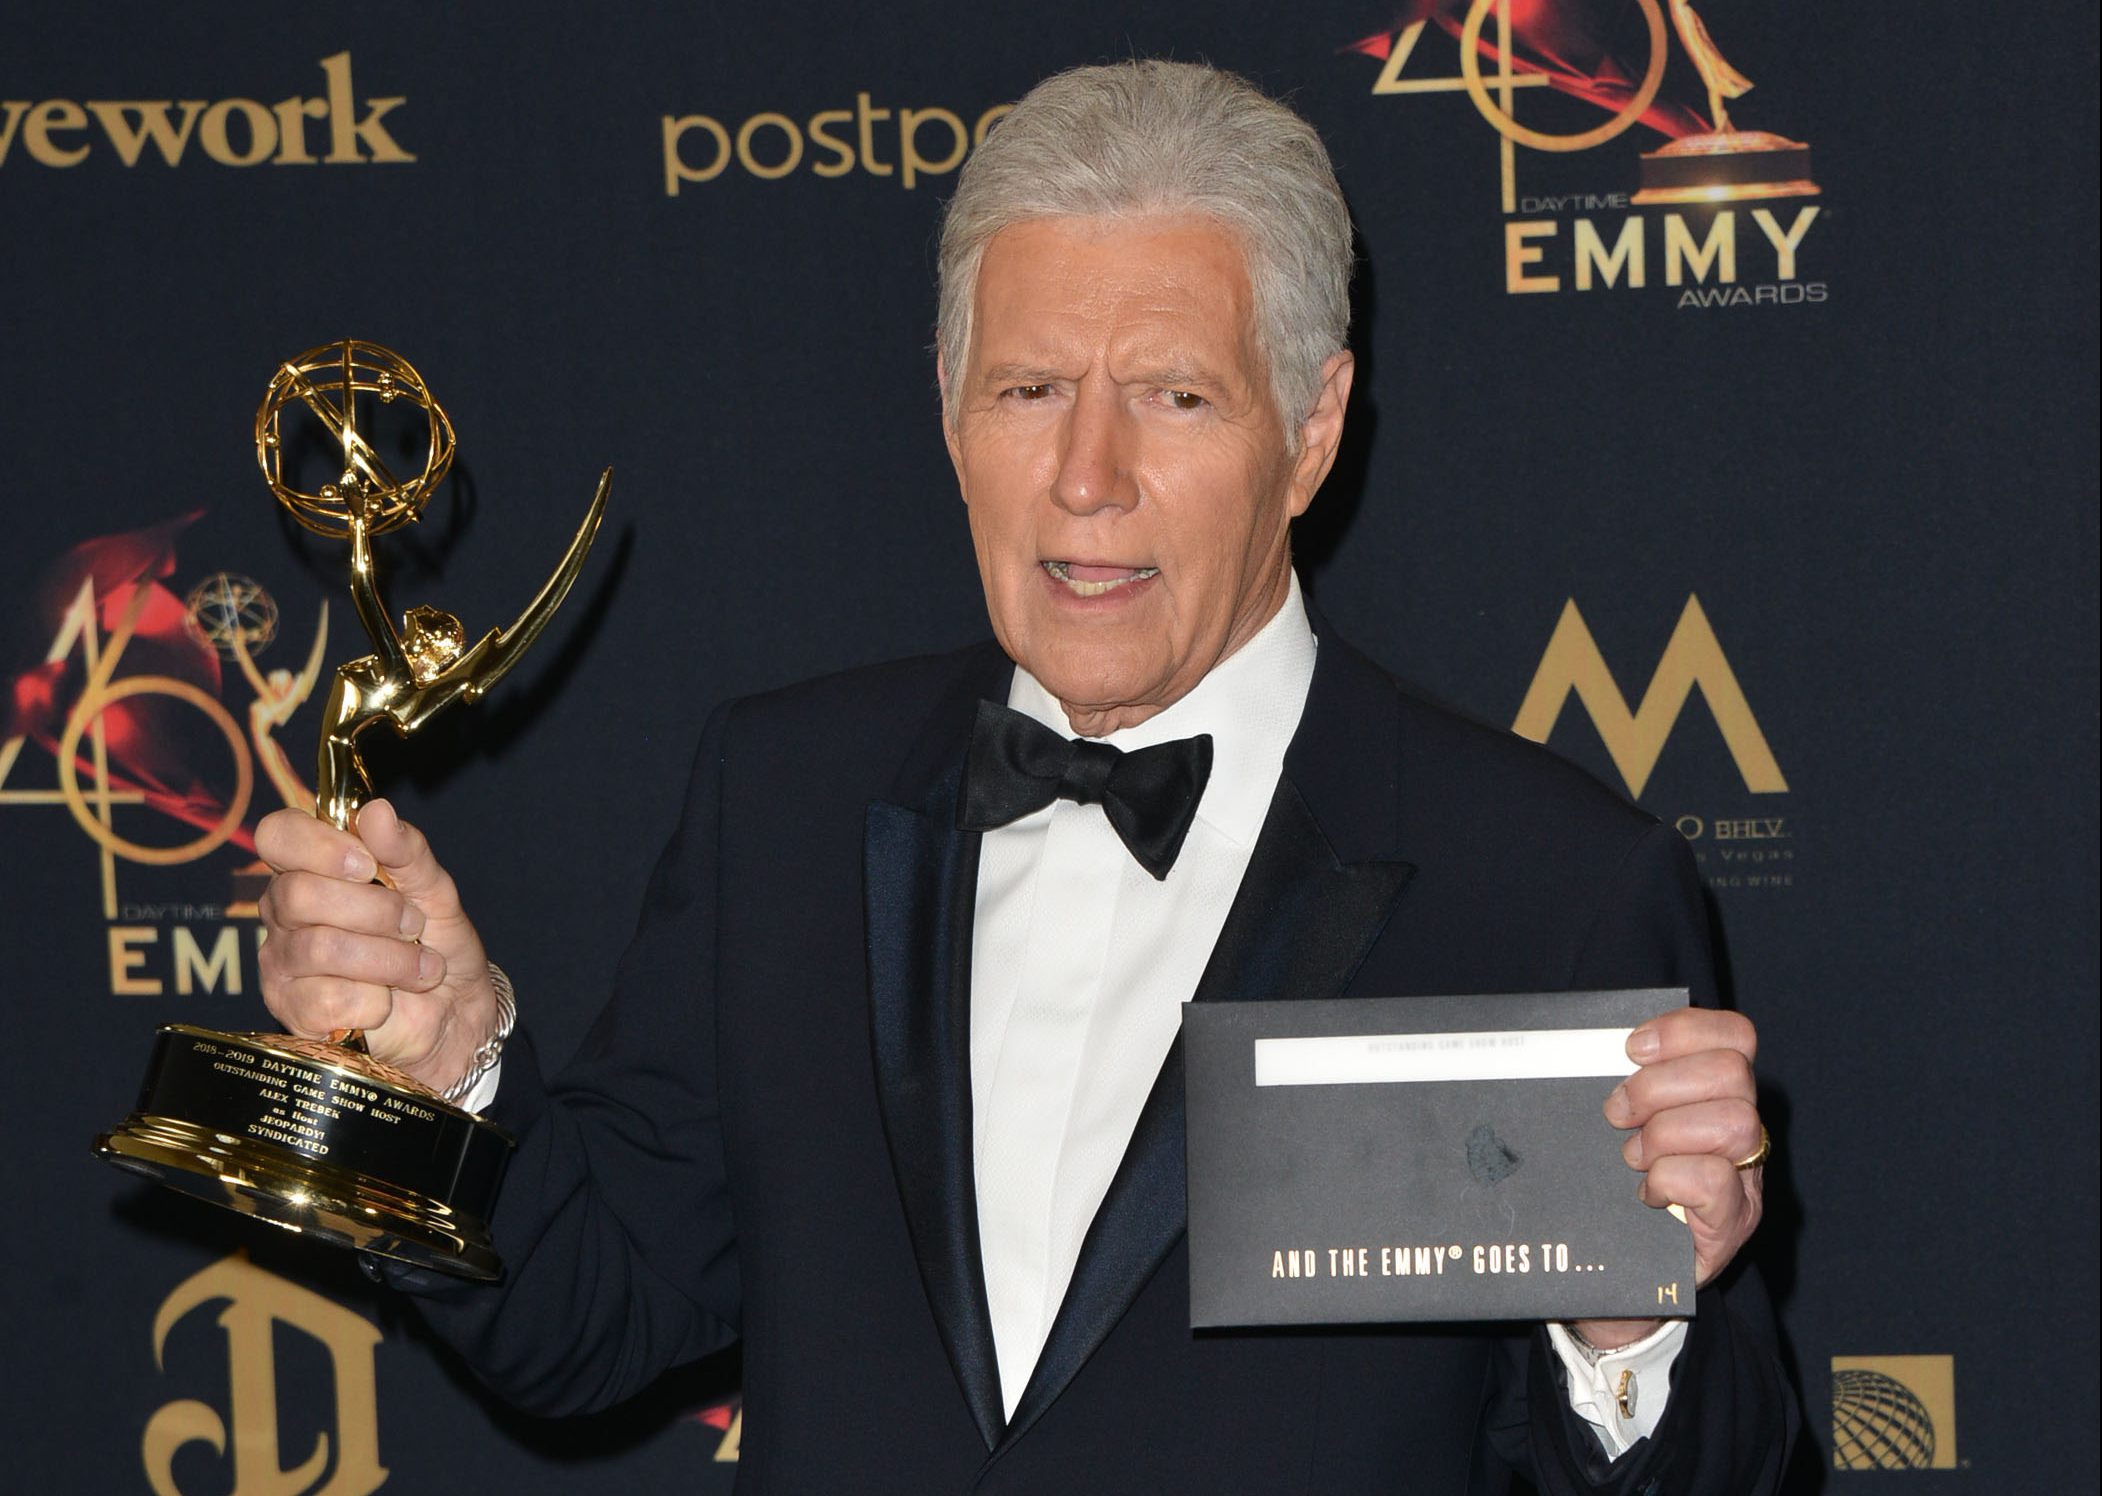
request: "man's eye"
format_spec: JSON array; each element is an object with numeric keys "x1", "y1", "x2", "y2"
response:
[
  {"x1": 1004, "y1": 384, "x2": 1055, "y2": 401},
  {"x1": 1164, "y1": 390, "x2": 1208, "y2": 412}
]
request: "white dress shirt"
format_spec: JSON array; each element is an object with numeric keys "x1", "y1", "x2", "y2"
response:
[
  {"x1": 967, "y1": 571, "x2": 1684, "y2": 1447},
  {"x1": 971, "y1": 574, "x2": 1317, "y2": 1414}
]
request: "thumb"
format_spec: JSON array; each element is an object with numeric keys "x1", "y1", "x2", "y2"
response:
[{"x1": 352, "y1": 799, "x2": 460, "y2": 913}]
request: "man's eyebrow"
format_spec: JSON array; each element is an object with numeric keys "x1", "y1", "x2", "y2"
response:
[
  {"x1": 1130, "y1": 365, "x2": 1213, "y2": 389},
  {"x1": 976, "y1": 362, "x2": 1062, "y2": 386},
  {"x1": 971, "y1": 359, "x2": 1230, "y2": 392}
]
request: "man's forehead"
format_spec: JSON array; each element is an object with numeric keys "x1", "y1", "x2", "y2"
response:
[
  {"x1": 970, "y1": 216, "x2": 1260, "y2": 364},
  {"x1": 977, "y1": 213, "x2": 1251, "y2": 291}
]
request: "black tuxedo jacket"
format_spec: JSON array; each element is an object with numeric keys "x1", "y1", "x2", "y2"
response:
[{"x1": 403, "y1": 627, "x2": 1797, "y2": 1493}]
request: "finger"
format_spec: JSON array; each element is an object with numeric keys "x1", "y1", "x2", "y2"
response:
[
  {"x1": 1606, "y1": 1048, "x2": 1756, "y2": 1126},
  {"x1": 263, "y1": 973, "x2": 397, "y2": 1039},
  {"x1": 263, "y1": 921, "x2": 446, "y2": 993},
  {"x1": 1628, "y1": 1007, "x2": 1756, "y2": 1066},
  {"x1": 353, "y1": 800, "x2": 461, "y2": 913},
  {"x1": 1641, "y1": 1154, "x2": 1755, "y2": 1224},
  {"x1": 1641, "y1": 1153, "x2": 1762, "y2": 1284},
  {"x1": 261, "y1": 869, "x2": 427, "y2": 941},
  {"x1": 1622, "y1": 1098, "x2": 1762, "y2": 1170},
  {"x1": 256, "y1": 806, "x2": 377, "y2": 882}
]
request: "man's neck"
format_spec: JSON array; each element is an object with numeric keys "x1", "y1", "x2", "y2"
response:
[{"x1": 1011, "y1": 570, "x2": 1317, "y2": 848}]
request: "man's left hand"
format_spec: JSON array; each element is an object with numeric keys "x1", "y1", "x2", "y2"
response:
[{"x1": 1572, "y1": 1007, "x2": 1764, "y2": 1350}]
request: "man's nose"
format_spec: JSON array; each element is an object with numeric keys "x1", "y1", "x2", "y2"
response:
[{"x1": 1050, "y1": 385, "x2": 1136, "y2": 515}]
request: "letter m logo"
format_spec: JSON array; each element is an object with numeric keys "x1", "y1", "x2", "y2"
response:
[{"x1": 1513, "y1": 595, "x2": 1786, "y2": 798}]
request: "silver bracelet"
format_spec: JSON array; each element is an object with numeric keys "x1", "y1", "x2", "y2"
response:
[{"x1": 440, "y1": 960, "x2": 516, "y2": 1107}]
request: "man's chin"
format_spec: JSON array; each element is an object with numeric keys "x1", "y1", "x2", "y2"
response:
[{"x1": 1021, "y1": 654, "x2": 1186, "y2": 735}]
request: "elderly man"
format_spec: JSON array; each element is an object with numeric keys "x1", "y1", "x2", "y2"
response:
[{"x1": 257, "y1": 60, "x2": 1794, "y2": 1493}]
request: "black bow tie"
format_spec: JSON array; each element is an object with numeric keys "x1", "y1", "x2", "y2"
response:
[{"x1": 958, "y1": 699, "x2": 1213, "y2": 880}]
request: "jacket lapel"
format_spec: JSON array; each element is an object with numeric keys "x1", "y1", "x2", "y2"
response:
[
  {"x1": 998, "y1": 629, "x2": 1417, "y2": 1448},
  {"x1": 865, "y1": 647, "x2": 1012, "y2": 1450}
]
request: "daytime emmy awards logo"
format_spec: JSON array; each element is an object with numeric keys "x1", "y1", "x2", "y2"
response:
[
  {"x1": 1352, "y1": 1, "x2": 1827, "y2": 305},
  {"x1": 1, "y1": 515, "x2": 327, "y2": 994}
]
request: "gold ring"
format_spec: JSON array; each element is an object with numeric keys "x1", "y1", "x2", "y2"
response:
[{"x1": 1734, "y1": 1125, "x2": 1771, "y2": 1170}]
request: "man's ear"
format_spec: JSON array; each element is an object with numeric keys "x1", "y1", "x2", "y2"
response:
[
  {"x1": 1285, "y1": 350, "x2": 1355, "y2": 520},
  {"x1": 937, "y1": 351, "x2": 967, "y2": 488}
]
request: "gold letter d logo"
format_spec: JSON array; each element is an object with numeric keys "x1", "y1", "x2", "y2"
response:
[{"x1": 143, "y1": 1251, "x2": 387, "y2": 1496}]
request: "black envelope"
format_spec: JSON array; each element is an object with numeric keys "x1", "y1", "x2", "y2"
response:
[{"x1": 1184, "y1": 988, "x2": 1695, "y2": 1327}]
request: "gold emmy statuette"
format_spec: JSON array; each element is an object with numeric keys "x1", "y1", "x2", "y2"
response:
[
  {"x1": 95, "y1": 340, "x2": 609, "y2": 1280},
  {"x1": 1630, "y1": 1, "x2": 1820, "y2": 205}
]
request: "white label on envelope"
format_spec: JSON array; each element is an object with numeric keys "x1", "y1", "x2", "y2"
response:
[{"x1": 1253, "y1": 1027, "x2": 1638, "y2": 1086}]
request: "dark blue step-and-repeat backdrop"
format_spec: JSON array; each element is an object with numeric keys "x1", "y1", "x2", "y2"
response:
[{"x1": 4, "y1": 4, "x2": 2095, "y2": 1492}]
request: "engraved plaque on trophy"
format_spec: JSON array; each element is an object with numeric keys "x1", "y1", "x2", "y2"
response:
[{"x1": 95, "y1": 340, "x2": 608, "y2": 1280}]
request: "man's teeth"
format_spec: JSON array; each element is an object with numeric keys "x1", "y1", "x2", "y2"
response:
[{"x1": 1043, "y1": 561, "x2": 1159, "y2": 597}]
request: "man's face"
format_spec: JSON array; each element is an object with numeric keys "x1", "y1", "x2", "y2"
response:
[{"x1": 943, "y1": 215, "x2": 1351, "y2": 735}]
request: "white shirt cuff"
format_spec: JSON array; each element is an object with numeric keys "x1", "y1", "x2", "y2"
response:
[
  {"x1": 458, "y1": 1061, "x2": 502, "y2": 1115},
  {"x1": 1545, "y1": 1318, "x2": 1689, "y2": 1458}
]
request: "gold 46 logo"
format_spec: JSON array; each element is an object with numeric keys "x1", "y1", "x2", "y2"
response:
[
  {"x1": 1, "y1": 518, "x2": 325, "y2": 990},
  {"x1": 1, "y1": 523, "x2": 325, "y2": 902}
]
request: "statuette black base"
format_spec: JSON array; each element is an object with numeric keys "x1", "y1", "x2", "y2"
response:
[{"x1": 94, "y1": 1024, "x2": 512, "y2": 1280}]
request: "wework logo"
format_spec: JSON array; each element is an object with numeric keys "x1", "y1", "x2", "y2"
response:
[
  {"x1": 144, "y1": 1252, "x2": 387, "y2": 1496},
  {"x1": 1, "y1": 53, "x2": 410, "y2": 169},
  {"x1": 1513, "y1": 595, "x2": 1785, "y2": 798}
]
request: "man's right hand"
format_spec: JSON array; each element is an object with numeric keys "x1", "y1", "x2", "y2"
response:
[{"x1": 257, "y1": 798, "x2": 500, "y2": 1097}]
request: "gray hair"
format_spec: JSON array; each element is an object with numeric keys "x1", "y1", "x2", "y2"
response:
[{"x1": 937, "y1": 60, "x2": 1354, "y2": 435}]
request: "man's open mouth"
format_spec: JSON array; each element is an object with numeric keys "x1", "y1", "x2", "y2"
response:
[{"x1": 1043, "y1": 560, "x2": 1160, "y2": 598}]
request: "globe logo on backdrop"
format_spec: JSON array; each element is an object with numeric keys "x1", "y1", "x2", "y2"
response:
[
  {"x1": 1828, "y1": 1355, "x2": 1959, "y2": 1471},
  {"x1": 1830, "y1": 1368, "x2": 1933, "y2": 1469}
]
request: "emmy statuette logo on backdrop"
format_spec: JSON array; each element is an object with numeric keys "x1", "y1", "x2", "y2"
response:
[
  {"x1": 96, "y1": 341, "x2": 610, "y2": 1279},
  {"x1": 1625, "y1": 1, "x2": 1818, "y2": 206}
]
